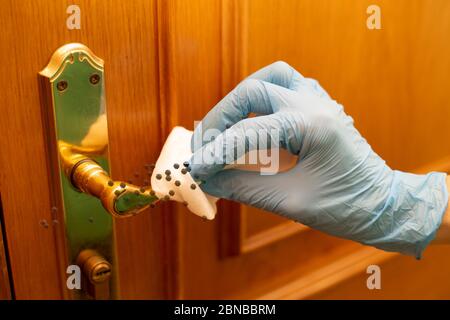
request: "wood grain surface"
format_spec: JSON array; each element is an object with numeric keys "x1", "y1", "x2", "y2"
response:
[
  {"x1": 161, "y1": 0, "x2": 450, "y2": 298},
  {"x1": 0, "y1": 0, "x2": 167, "y2": 299},
  {"x1": 2, "y1": 0, "x2": 450, "y2": 299},
  {"x1": 0, "y1": 198, "x2": 12, "y2": 300}
]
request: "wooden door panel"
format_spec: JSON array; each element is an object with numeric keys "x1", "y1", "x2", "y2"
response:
[
  {"x1": 158, "y1": 1, "x2": 359, "y2": 299},
  {"x1": 243, "y1": 0, "x2": 450, "y2": 169},
  {"x1": 0, "y1": 198, "x2": 12, "y2": 300},
  {"x1": 246, "y1": 209, "x2": 288, "y2": 236},
  {"x1": 309, "y1": 247, "x2": 450, "y2": 299},
  {"x1": 0, "y1": 0, "x2": 166, "y2": 299},
  {"x1": 161, "y1": 0, "x2": 450, "y2": 299},
  {"x1": 2, "y1": 0, "x2": 450, "y2": 299}
]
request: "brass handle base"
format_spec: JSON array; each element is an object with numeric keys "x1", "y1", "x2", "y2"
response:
[{"x1": 59, "y1": 141, "x2": 159, "y2": 218}]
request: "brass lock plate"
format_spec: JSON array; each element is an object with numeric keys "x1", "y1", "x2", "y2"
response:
[{"x1": 39, "y1": 43, "x2": 115, "y2": 299}]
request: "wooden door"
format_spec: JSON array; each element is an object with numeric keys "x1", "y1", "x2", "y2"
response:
[
  {"x1": 0, "y1": 0, "x2": 167, "y2": 299},
  {"x1": 159, "y1": 0, "x2": 450, "y2": 299},
  {"x1": 1, "y1": 0, "x2": 450, "y2": 300}
]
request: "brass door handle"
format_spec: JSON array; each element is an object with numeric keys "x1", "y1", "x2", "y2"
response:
[
  {"x1": 39, "y1": 43, "x2": 161, "y2": 299},
  {"x1": 59, "y1": 141, "x2": 159, "y2": 218}
]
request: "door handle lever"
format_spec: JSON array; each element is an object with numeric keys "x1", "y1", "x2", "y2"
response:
[{"x1": 59, "y1": 141, "x2": 159, "y2": 218}]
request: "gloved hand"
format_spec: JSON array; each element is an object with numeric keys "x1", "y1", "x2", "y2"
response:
[{"x1": 189, "y1": 61, "x2": 448, "y2": 258}]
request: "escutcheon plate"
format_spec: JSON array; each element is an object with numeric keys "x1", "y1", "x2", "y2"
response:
[{"x1": 39, "y1": 43, "x2": 115, "y2": 299}]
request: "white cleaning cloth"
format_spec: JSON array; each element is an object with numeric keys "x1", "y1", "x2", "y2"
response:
[{"x1": 151, "y1": 126, "x2": 218, "y2": 220}]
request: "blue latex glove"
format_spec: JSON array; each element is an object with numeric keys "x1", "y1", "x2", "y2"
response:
[{"x1": 189, "y1": 61, "x2": 448, "y2": 258}]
